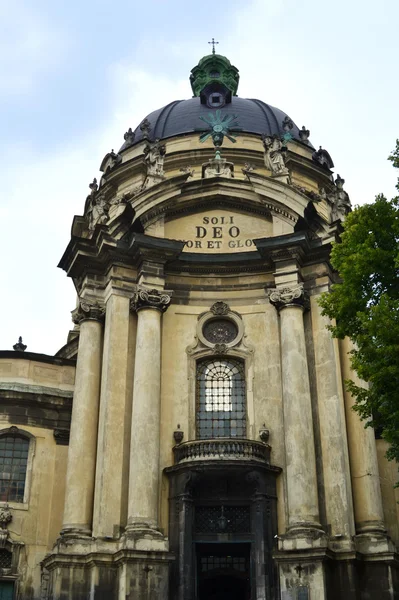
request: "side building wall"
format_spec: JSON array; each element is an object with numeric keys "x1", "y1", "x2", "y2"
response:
[{"x1": 0, "y1": 354, "x2": 74, "y2": 599}]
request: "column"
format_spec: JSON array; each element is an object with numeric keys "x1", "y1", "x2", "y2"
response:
[
  {"x1": 92, "y1": 290, "x2": 131, "y2": 538},
  {"x1": 311, "y1": 295, "x2": 355, "y2": 541},
  {"x1": 339, "y1": 337, "x2": 385, "y2": 534},
  {"x1": 62, "y1": 300, "x2": 104, "y2": 537},
  {"x1": 126, "y1": 287, "x2": 171, "y2": 535},
  {"x1": 269, "y1": 285, "x2": 321, "y2": 532}
]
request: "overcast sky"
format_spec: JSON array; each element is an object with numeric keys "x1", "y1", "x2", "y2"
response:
[{"x1": 1, "y1": 0, "x2": 398, "y2": 355}]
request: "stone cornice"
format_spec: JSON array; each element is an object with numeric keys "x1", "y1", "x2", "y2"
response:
[
  {"x1": 58, "y1": 230, "x2": 185, "y2": 280},
  {"x1": 0, "y1": 351, "x2": 75, "y2": 367}
]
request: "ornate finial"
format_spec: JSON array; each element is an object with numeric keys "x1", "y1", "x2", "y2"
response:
[
  {"x1": 89, "y1": 178, "x2": 98, "y2": 195},
  {"x1": 299, "y1": 126, "x2": 310, "y2": 142},
  {"x1": 173, "y1": 424, "x2": 184, "y2": 445},
  {"x1": 208, "y1": 37, "x2": 219, "y2": 55},
  {"x1": 282, "y1": 116, "x2": 294, "y2": 132},
  {"x1": 13, "y1": 336, "x2": 27, "y2": 352}
]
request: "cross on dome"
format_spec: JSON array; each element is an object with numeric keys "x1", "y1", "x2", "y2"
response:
[{"x1": 208, "y1": 37, "x2": 219, "y2": 55}]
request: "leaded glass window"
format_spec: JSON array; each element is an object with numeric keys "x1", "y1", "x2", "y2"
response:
[
  {"x1": 0, "y1": 435, "x2": 29, "y2": 502},
  {"x1": 196, "y1": 358, "x2": 246, "y2": 439}
]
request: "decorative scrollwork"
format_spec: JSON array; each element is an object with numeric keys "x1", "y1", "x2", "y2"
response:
[
  {"x1": 72, "y1": 300, "x2": 105, "y2": 324},
  {"x1": 131, "y1": 287, "x2": 171, "y2": 313},
  {"x1": 212, "y1": 343, "x2": 229, "y2": 355},
  {"x1": 268, "y1": 285, "x2": 308, "y2": 311},
  {"x1": 210, "y1": 301, "x2": 230, "y2": 316}
]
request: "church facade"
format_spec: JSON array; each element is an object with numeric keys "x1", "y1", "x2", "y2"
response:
[{"x1": 0, "y1": 52, "x2": 398, "y2": 600}]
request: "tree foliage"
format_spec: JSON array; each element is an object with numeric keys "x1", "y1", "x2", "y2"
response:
[{"x1": 319, "y1": 140, "x2": 399, "y2": 463}]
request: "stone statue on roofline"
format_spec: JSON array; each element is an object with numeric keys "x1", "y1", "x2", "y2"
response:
[
  {"x1": 262, "y1": 134, "x2": 289, "y2": 177},
  {"x1": 329, "y1": 174, "x2": 351, "y2": 222},
  {"x1": 142, "y1": 139, "x2": 166, "y2": 188},
  {"x1": 85, "y1": 178, "x2": 109, "y2": 231}
]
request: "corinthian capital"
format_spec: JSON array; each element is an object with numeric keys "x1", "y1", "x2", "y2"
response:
[
  {"x1": 72, "y1": 300, "x2": 105, "y2": 324},
  {"x1": 268, "y1": 284, "x2": 309, "y2": 311},
  {"x1": 131, "y1": 287, "x2": 172, "y2": 313}
]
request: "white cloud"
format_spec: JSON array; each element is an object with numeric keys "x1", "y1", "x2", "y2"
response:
[{"x1": 0, "y1": 63, "x2": 190, "y2": 354}]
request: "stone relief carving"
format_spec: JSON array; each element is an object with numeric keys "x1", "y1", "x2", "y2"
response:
[
  {"x1": 179, "y1": 165, "x2": 195, "y2": 178},
  {"x1": 242, "y1": 162, "x2": 256, "y2": 173},
  {"x1": 0, "y1": 504, "x2": 12, "y2": 548},
  {"x1": 72, "y1": 299, "x2": 105, "y2": 324},
  {"x1": 131, "y1": 288, "x2": 172, "y2": 313},
  {"x1": 212, "y1": 343, "x2": 229, "y2": 355},
  {"x1": 262, "y1": 134, "x2": 289, "y2": 176},
  {"x1": 210, "y1": 301, "x2": 230, "y2": 316},
  {"x1": 268, "y1": 284, "x2": 309, "y2": 311},
  {"x1": 203, "y1": 150, "x2": 233, "y2": 179}
]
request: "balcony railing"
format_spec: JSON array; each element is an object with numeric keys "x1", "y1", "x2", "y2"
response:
[{"x1": 173, "y1": 438, "x2": 270, "y2": 464}]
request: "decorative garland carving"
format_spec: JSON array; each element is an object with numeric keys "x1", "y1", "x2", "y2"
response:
[{"x1": 131, "y1": 288, "x2": 172, "y2": 313}]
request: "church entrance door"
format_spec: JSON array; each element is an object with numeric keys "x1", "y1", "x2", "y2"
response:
[
  {"x1": 0, "y1": 582, "x2": 14, "y2": 600},
  {"x1": 196, "y1": 543, "x2": 251, "y2": 600}
]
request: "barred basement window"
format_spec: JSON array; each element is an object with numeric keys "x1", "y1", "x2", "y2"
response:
[
  {"x1": 196, "y1": 358, "x2": 246, "y2": 439},
  {"x1": 0, "y1": 435, "x2": 29, "y2": 502}
]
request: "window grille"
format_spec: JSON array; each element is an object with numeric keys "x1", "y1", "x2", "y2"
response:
[
  {"x1": 0, "y1": 549, "x2": 12, "y2": 569},
  {"x1": 0, "y1": 435, "x2": 29, "y2": 502},
  {"x1": 196, "y1": 358, "x2": 246, "y2": 439},
  {"x1": 199, "y1": 553, "x2": 248, "y2": 573},
  {"x1": 195, "y1": 505, "x2": 251, "y2": 534}
]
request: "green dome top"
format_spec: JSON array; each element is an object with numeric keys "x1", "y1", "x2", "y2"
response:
[{"x1": 190, "y1": 54, "x2": 240, "y2": 97}]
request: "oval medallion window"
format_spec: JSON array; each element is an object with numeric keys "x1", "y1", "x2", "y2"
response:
[{"x1": 202, "y1": 318, "x2": 238, "y2": 345}]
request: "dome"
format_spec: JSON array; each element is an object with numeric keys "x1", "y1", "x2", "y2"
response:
[
  {"x1": 119, "y1": 53, "x2": 313, "y2": 152},
  {"x1": 119, "y1": 97, "x2": 312, "y2": 151}
]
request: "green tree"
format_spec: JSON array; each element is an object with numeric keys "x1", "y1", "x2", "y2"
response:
[{"x1": 319, "y1": 140, "x2": 399, "y2": 464}]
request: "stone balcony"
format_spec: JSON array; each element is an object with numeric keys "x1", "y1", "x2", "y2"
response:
[{"x1": 173, "y1": 438, "x2": 271, "y2": 465}]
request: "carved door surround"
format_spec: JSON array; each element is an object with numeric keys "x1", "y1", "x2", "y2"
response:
[{"x1": 165, "y1": 462, "x2": 281, "y2": 600}]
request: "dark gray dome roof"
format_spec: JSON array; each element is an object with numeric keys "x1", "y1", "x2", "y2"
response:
[{"x1": 119, "y1": 97, "x2": 313, "y2": 151}]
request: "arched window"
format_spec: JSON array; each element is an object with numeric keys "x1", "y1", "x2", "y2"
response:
[
  {"x1": 196, "y1": 358, "x2": 246, "y2": 439},
  {"x1": 0, "y1": 434, "x2": 29, "y2": 502}
]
